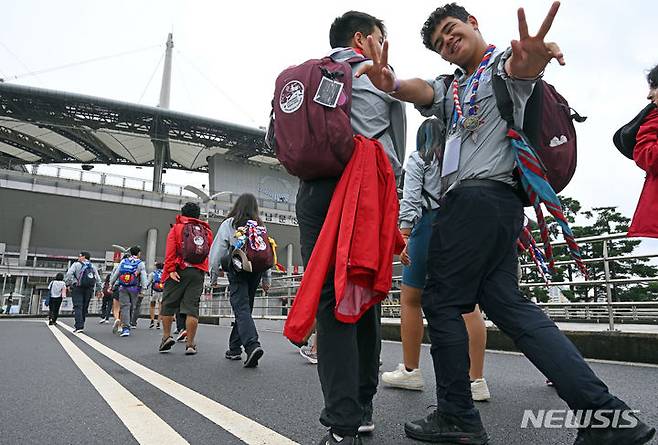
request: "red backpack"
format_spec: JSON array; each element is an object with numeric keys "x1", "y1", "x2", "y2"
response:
[
  {"x1": 267, "y1": 56, "x2": 359, "y2": 180},
  {"x1": 180, "y1": 222, "x2": 211, "y2": 265}
]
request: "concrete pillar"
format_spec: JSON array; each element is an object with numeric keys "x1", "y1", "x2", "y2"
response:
[
  {"x1": 146, "y1": 228, "x2": 158, "y2": 272},
  {"x1": 286, "y1": 243, "x2": 294, "y2": 276},
  {"x1": 18, "y1": 216, "x2": 32, "y2": 267}
]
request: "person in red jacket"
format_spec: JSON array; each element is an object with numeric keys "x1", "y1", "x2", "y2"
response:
[
  {"x1": 158, "y1": 202, "x2": 213, "y2": 356},
  {"x1": 292, "y1": 12, "x2": 407, "y2": 445},
  {"x1": 629, "y1": 65, "x2": 658, "y2": 239}
]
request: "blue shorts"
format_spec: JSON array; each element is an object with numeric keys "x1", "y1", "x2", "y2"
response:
[{"x1": 401, "y1": 209, "x2": 438, "y2": 289}]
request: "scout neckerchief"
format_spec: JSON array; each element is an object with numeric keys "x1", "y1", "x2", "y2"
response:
[
  {"x1": 508, "y1": 129, "x2": 587, "y2": 277},
  {"x1": 451, "y1": 44, "x2": 496, "y2": 133}
]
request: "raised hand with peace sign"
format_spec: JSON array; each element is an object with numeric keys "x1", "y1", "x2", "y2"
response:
[{"x1": 505, "y1": 1, "x2": 565, "y2": 79}]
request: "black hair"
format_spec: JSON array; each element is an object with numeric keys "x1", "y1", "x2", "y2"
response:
[
  {"x1": 79, "y1": 251, "x2": 91, "y2": 260},
  {"x1": 155, "y1": 262, "x2": 164, "y2": 269},
  {"x1": 416, "y1": 118, "x2": 444, "y2": 164},
  {"x1": 55, "y1": 272, "x2": 64, "y2": 281},
  {"x1": 421, "y1": 3, "x2": 470, "y2": 51},
  {"x1": 181, "y1": 201, "x2": 201, "y2": 219},
  {"x1": 329, "y1": 11, "x2": 386, "y2": 48},
  {"x1": 226, "y1": 193, "x2": 262, "y2": 228},
  {"x1": 129, "y1": 245, "x2": 141, "y2": 256},
  {"x1": 648, "y1": 64, "x2": 658, "y2": 89}
]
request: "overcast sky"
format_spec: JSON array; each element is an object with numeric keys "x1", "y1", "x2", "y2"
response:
[{"x1": 2, "y1": 0, "x2": 656, "y2": 250}]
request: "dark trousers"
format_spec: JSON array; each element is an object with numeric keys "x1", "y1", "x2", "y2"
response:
[
  {"x1": 423, "y1": 185, "x2": 625, "y2": 421},
  {"x1": 227, "y1": 269, "x2": 262, "y2": 354},
  {"x1": 49, "y1": 297, "x2": 63, "y2": 322},
  {"x1": 100, "y1": 296, "x2": 112, "y2": 320},
  {"x1": 130, "y1": 295, "x2": 144, "y2": 325},
  {"x1": 71, "y1": 286, "x2": 94, "y2": 330},
  {"x1": 297, "y1": 177, "x2": 381, "y2": 437}
]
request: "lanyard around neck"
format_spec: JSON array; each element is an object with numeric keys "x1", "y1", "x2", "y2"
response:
[{"x1": 451, "y1": 44, "x2": 496, "y2": 129}]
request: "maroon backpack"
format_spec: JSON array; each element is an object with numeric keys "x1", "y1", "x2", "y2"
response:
[
  {"x1": 490, "y1": 61, "x2": 587, "y2": 194},
  {"x1": 240, "y1": 220, "x2": 274, "y2": 273},
  {"x1": 180, "y1": 222, "x2": 211, "y2": 265},
  {"x1": 267, "y1": 56, "x2": 357, "y2": 180}
]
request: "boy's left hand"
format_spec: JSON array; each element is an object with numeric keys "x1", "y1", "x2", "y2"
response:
[{"x1": 506, "y1": 1, "x2": 565, "y2": 79}]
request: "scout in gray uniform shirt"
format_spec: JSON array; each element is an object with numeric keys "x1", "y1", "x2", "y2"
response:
[
  {"x1": 357, "y1": 2, "x2": 655, "y2": 445},
  {"x1": 64, "y1": 251, "x2": 102, "y2": 333},
  {"x1": 295, "y1": 11, "x2": 408, "y2": 445}
]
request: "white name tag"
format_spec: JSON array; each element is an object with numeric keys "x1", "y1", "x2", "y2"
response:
[
  {"x1": 313, "y1": 77, "x2": 344, "y2": 108},
  {"x1": 441, "y1": 133, "x2": 461, "y2": 177}
]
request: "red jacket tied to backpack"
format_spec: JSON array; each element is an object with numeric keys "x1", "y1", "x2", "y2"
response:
[
  {"x1": 629, "y1": 108, "x2": 658, "y2": 238},
  {"x1": 283, "y1": 136, "x2": 405, "y2": 344},
  {"x1": 164, "y1": 215, "x2": 213, "y2": 281}
]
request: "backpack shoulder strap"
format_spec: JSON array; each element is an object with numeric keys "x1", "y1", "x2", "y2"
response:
[{"x1": 491, "y1": 53, "x2": 515, "y2": 128}]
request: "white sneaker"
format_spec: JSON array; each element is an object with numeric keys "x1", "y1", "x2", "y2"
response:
[
  {"x1": 299, "y1": 345, "x2": 318, "y2": 364},
  {"x1": 471, "y1": 378, "x2": 491, "y2": 401},
  {"x1": 381, "y1": 363, "x2": 424, "y2": 390},
  {"x1": 112, "y1": 319, "x2": 122, "y2": 335}
]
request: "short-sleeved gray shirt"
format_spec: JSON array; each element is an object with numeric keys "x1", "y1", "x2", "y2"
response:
[{"x1": 415, "y1": 48, "x2": 537, "y2": 193}]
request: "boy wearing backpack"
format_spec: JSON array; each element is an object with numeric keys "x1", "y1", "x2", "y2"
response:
[
  {"x1": 64, "y1": 251, "x2": 102, "y2": 333},
  {"x1": 280, "y1": 12, "x2": 407, "y2": 445},
  {"x1": 147, "y1": 262, "x2": 165, "y2": 329},
  {"x1": 356, "y1": 3, "x2": 655, "y2": 444},
  {"x1": 158, "y1": 202, "x2": 213, "y2": 356},
  {"x1": 110, "y1": 245, "x2": 149, "y2": 337}
]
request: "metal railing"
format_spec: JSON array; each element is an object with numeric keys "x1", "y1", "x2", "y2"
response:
[
  {"x1": 20, "y1": 233, "x2": 658, "y2": 331},
  {"x1": 3, "y1": 165, "x2": 297, "y2": 212},
  {"x1": 26, "y1": 164, "x2": 199, "y2": 198}
]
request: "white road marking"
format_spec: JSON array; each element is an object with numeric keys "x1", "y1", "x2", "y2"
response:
[
  {"x1": 57, "y1": 321, "x2": 299, "y2": 445},
  {"x1": 47, "y1": 323, "x2": 189, "y2": 445}
]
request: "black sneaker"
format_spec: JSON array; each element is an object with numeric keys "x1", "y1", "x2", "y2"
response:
[
  {"x1": 573, "y1": 413, "x2": 655, "y2": 445},
  {"x1": 244, "y1": 346, "x2": 264, "y2": 368},
  {"x1": 358, "y1": 402, "x2": 374, "y2": 434},
  {"x1": 317, "y1": 431, "x2": 361, "y2": 445},
  {"x1": 225, "y1": 350, "x2": 242, "y2": 360},
  {"x1": 149, "y1": 320, "x2": 154, "y2": 329},
  {"x1": 158, "y1": 336, "x2": 176, "y2": 353},
  {"x1": 404, "y1": 410, "x2": 489, "y2": 444}
]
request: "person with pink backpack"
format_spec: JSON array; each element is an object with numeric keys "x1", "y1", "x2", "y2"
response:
[{"x1": 209, "y1": 193, "x2": 272, "y2": 368}]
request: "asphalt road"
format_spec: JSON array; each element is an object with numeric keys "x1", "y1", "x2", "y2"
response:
[{"x1": 0, "y1": 317, "x2": 656, "y2": 445}]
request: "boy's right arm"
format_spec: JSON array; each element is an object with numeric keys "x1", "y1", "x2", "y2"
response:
[
  {"x1": 64, "y1": 263, "x2": 78, "y2": 287},
  {"x1": 355, "y1": 36, "x2": 435, "y2": 107},
  {"x1": 109, "y1": 264, "x2": 120, "y2": 286}
]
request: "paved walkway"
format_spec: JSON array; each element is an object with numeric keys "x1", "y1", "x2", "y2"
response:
[{"x1": 1, "y1": 318, "x2": 656, "y2": 444}]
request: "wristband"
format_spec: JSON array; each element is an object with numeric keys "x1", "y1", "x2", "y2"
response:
[{"x1": 388, "y1": 78, "x2": 401, "y2": 94}]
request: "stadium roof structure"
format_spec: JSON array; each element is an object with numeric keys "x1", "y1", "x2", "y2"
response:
[{"x1": 0, "y1": 82, "x2": 272, "y2": 172}]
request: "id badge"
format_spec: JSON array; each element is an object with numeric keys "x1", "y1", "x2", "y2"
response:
[
  {"x1": 441, "y1": 133, "x2": 461, "y2": 177},
  {"x1": 313, "y1": 76, "x2": 344, "y2": 108}
]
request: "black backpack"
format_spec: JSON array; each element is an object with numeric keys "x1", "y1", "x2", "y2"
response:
[{"x1": 77, "y1": 263, "x2": 96, "y2": 289}]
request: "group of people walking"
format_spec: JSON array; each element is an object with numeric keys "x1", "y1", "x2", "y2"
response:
[
  {"x1": 40, "y1": 2, "x2": 658, "y2": 444},
  {"x1": 280, "y1": 3, "x2": 656, "y2": 445}
]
